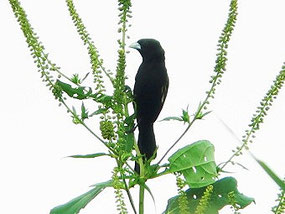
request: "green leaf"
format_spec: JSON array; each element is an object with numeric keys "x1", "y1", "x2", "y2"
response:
[
  {"x1": 160, "y1": 116, "x2": 183, "y2": 122},
  {"x1": 249, "y1": 152, "x2": 285, "y2": 190},
  {"x1": 71, "y1": 73, "x2": 81, "y2": 84},
  {"x1": 96, "y1": 94, "x2": 113, "y2": 103},
  {"x1": 50, "y1": 180, "x2": 112, "y2": 214},
  {"x1": 68, "y1": 153, "x2": 109, "y2": 159},
  {"x1": 164, "y1": 177, "x2": 254, "y2": 214},
  {"x1": 123, "y1": 114, "x2": 136, "y2": 155},
  {"x1": 81, "y1": 72, "x2": 90, "y2": 83},
  {"x1": 196, "y1": 110, "x2": 212, "y2": 120},
  {"x1": 71, "y1": 106, "x2": 81, "y2": 124},
  {"x1": 125, "y1": 132, "x2": 135, "y2": 154},
  {"x1": 89, "y1": 108, "x2": 108, "y2": 117},
  {"x1": 125, "y1": 114, "x2": 136, "y2": 127},
  {"x1": 168, "y1": 140, "x2": 217, "y2": 188},
  {"x1": 56, "y1": 79, "x2": 94, "y2": 100},
  {"x1": 182, "y1": 108, "x2": 190, "y2": 123},
  {"x1": 255, "y1": 159, "x2": 285, "y2": 191},
  {"x1": 81, "y1": 102, "x2": 88, "y2": 121},
  {"x1": 144, "y1": 183, "x2": 156, "y2": 207}
]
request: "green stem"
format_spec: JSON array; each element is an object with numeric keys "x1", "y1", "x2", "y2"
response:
[
  {"x1": 219, "y1": 129, "x2": 253, "y2": 170},
  {"x1": 115, "y1": 158, "x2": 137, "y2": 214},
  {"x1": 273, "y1": 189, "x2": 285, "y2": 213},
  {"x1": 139, "y1": 184, "x2": 145, "y2": 214},
  {"x1": 134, "y1": 142, "x2": 144, "y2": 176},
  {"x1": 122, "y1": 177, "x2": 137, "y2": 214}
]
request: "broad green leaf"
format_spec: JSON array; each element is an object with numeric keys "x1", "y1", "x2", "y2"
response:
[
  {"x1": 68, "y1": 153, "x2": 109, "y2": 159},
  {"x1": 164, "y1": 177, "x2": 254, "y2": 214},
  {"x1": 168, "y1": 140, "x2": 217, "y2": 188},
  {"x1": 50, "y1": 180, "x2": 112, "y2": 214}
]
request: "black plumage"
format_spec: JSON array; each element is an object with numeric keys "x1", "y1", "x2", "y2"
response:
[{"x1": 130, "y1": 39, "x2": 169, "y2": 173}]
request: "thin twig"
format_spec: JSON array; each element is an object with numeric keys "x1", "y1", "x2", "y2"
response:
[
  {"x1": 115, "y1": 158, "x2": 137, "y2": 214},
  {"x1": 123, "y1": 177, "x2": 137, "y2": 214}
]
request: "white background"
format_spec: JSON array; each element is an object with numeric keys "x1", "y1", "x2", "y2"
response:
[{"x1": 1, "y1": 0, "x2": 285, "y2": 213}]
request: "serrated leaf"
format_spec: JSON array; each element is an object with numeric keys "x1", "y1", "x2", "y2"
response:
[
  {"x1": 56, "y1": 79, "x2": 94, "y2": 100},
  {"x1": 68, "y1": 153, "x2": 109, "y2": 159},
  {"x1": 168, "y1": 140, "x2": 217, "y2": 188},
  {"x1": 50, "y1": 180, "x2": 112, "y2": 214},
  {"x1": 164, "y1": 177, "x2": 254, "y2": 214}
]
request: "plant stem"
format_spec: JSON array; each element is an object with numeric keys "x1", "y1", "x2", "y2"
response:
[
  {"x1": 139, "y1": 184, "x2": 145, "y2": 214},
  {"x1": 116, "y1": 158, "x2": 137, "y2": 214},
  {"x1": 122, "y1": 178, "x2": 137, "y2": 214},
  {"x1": 133, "y1": 142, "x2": 144, "y2": 175},
  {"x1": 115, "y1": 158, "x2": 137, "y2": 214},
  {"x1": 219, "y1": 130, "x2": 252, "y2": 171}
]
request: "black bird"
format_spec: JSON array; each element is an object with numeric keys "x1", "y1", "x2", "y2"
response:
[{"x1": 130, "y1": 39, "x2": 169, "y2": 173}]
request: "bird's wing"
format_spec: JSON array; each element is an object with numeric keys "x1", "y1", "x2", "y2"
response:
[{"x1": 160, "y1": 79, "x2": 169, "y2": 107}]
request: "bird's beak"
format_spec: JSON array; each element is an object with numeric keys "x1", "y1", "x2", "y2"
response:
[{"x1": 129, "y1": 42, "x2": 141, "y2": 50}]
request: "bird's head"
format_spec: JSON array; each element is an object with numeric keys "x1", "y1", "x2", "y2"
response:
[{"x1": 130, "y1": 39, "x2": 165, "y2": 62}]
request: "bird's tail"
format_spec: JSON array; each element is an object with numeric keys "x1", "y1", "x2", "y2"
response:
[{"x1": 135, "y1": 122, "x2": 156, "y2": 173}]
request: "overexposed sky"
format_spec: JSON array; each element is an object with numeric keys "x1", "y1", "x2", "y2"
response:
[{"x1": 1, "y1": 1, "x2": 285, "y2": 213}]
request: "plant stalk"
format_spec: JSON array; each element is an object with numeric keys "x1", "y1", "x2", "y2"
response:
[{"x1": 139, "y1": 184, "x2": 145, "y2": 214}]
